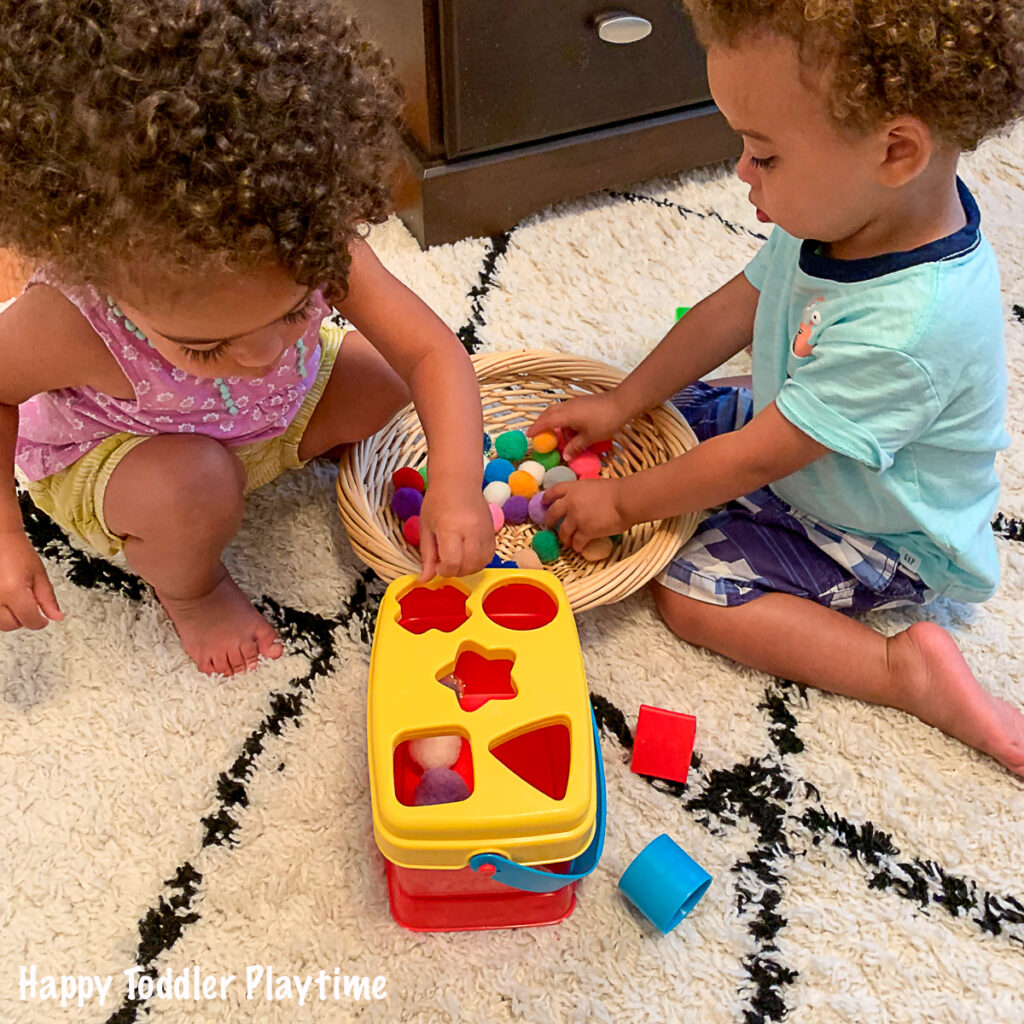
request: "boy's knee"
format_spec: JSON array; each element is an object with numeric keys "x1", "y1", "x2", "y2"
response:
[{"x1": 650, "y1": 581, "x2": 710, "y2": 642}]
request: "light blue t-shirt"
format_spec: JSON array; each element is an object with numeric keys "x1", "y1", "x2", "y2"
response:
[{"x1": 744, "y1": 180, "x2": 1007, "y2": 602}]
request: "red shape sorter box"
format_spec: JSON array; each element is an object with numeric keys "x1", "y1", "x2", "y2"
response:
[{"x1": 630, "y1": 704, "x2": 696, "y2": 785}]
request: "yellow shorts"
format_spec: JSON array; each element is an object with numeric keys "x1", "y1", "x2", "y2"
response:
[{"x1": 24, "y1": 323, "x2": 345, "y2": 558}]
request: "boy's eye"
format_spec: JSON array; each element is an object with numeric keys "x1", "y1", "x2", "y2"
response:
[
  {"x1": 749, "y1": 155, "x2": 776, "y2": 169},
  {"x1": 282, "y1": 297, "x2": 317, "y2": 325},
  {"x1": 183, "y1": 341, "x2": 229, "y2": 364}
]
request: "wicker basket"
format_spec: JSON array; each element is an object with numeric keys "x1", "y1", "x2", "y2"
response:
[{"x1": 336, "y1": 349, "x2": 699, "y2": 613}]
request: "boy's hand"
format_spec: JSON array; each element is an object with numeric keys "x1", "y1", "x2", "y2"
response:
[
  {"x1": 0, "y1": 529, "x2": 63, "y2": 630},
  {"x1": 528, "y1": 391, "x2": 626, "y2": 461},
  {"x1": 544, "y1": 478, "x2": 628, "y2": 552},
  {"x1": 417, "y1": 480, "x2": 495, "y2": 581}
]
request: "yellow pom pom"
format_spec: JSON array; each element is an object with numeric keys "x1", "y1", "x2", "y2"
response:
[{"x1": 508, "y1": 469, "x2": 539, "y2": 498}]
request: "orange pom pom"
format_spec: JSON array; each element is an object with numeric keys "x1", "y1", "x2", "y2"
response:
[
  {"x1": 508, "y1": 469, "x2": 539, "y2": 498},
  {"x1": 532, "y1": 430, "x2": 558, "y2": 454}
]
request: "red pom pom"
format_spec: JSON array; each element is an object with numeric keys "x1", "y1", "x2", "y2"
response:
[
  {"x1": 589, "y1": 438, "x2": 613, "y2": 456},
  {"x1": 403, "y1": 515, "x2": 421, "y2": 547},
  {"x1": 392, "y1": 466, "x2": 425, "y2": 493}
]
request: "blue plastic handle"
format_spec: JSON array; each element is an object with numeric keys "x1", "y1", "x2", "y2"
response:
[{"x1": 469, "y1": 707, "x2": 607, "y2": 893}]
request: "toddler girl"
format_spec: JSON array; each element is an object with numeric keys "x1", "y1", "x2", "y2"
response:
[{"x1": 0, "y1": 0, "x2": 494, "y2": 676}]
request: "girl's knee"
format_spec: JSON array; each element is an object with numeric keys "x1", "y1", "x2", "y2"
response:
[{"x1": 106, "y1": 434, "x2": 244, "y2": 535}]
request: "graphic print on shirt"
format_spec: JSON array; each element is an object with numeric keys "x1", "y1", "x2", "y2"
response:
[{"x1": 792, "y1": 296, "x2": 826, "y2": 358}]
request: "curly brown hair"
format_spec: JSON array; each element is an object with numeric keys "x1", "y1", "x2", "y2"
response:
[
  {"x1": 0, "y1": 0, "x2": 401, "y2": 295},
  {"x1": 682, "y1": 0, "x2": 1024, "y2": 149}
]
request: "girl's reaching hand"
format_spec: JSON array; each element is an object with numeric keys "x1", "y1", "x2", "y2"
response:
[
  {"x1": 0, "y1": 529, "x2": 64, "y2": 631},
  {"x1": 418, "y1": 480, "x2": 495, "y2": 580},
  {"x1": 527, "y1": 391, "x2": 626, "y2": 461},
  {"x1": 544, "y1": 477, "x2": 628, "y2": 552}
]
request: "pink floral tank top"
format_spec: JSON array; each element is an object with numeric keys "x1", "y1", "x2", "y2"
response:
[{"x1": 15, "y1": 271, "x2": 330, "y2": 481}]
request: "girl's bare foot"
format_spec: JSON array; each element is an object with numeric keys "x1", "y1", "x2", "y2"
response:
[
  {"x1": 888, "y1": 621, "x2": 1024, "y2": 777},
  {"x1": 155, "y1": 568, "x2": 283, "y2": 676}
]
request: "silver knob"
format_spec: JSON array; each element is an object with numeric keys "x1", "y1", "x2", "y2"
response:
[{"x1": 595, "y1": 13, "x2": 653, "y2": 44}]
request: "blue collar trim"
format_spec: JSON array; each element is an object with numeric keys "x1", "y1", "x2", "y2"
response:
[{"x1": 798, "y1": 178, "x2": 981, "y2": 283}]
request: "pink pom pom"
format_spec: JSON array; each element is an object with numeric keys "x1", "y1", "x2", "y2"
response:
[
  {"x1": 489, "y1": 503, "x2": 504, "y2": 531},
  {"x1": 403, "y1": 515, "x2": 421, "y2": 547},
  {"x1": 568, "y1": 451, "x2": 601, "y2": 479}
]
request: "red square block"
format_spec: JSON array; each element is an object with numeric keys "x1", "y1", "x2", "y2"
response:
[{"x1": 630, "y1": 704, "x2": 697, "y2": 785}]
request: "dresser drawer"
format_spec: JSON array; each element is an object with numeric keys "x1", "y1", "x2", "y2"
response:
[{"x1": 439, "y1": 0, "x2": 710, "y2": 157}]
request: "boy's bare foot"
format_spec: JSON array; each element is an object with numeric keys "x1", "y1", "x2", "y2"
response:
[
  {"x1": 155, "y1": 569, "x2": 283, "y2": 676},
  {"x1": 888, "y1": 621, "x2": 1024, "y2": 777}
]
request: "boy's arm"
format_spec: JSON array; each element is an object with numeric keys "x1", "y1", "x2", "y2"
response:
[
  {"x1": 613, "y1": 270, "x2": 760, "y2": 419},
  {"x1": 545, "y1": 402, "x2": 829, "y2": 548},
  {"x1": 333, "y1": 241, "x2": 493, "y2": 578},
  {"x1": 530, "y1": 271, "x2": 759, "y2": 457}
]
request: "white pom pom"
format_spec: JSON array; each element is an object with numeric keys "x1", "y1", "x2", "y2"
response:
[
  {"x1": 483, "y1": 480, "x2": 512, "y2": 506},
  {"x1": 517, "y1": 460, "x2": 545, "y2": 484},
  {"x1": 408, "y1": 734, "x2": 462, "y2": 771}
]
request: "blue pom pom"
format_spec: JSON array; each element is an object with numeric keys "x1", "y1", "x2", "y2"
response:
[{"x1": 483, "y1": 458, "x2": 515, "y2": 486}]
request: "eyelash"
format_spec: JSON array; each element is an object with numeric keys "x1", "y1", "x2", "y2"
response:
[
  {"x1": 749, "y1": 155, "x2": 776, "y2": 169},
  {"x1": 182, "y1": 296, "x2": 317, "y2": 362}
]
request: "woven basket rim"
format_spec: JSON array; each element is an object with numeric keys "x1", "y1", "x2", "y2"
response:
[{"x1": 336, "y1": 349, "x2": 699, "y2": 613}]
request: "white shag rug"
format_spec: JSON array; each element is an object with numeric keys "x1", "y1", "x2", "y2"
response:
[{"x1": 3, "y1": 128, "x2": 1024, "y2": 1024}]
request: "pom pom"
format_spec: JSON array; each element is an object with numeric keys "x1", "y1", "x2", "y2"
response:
[
  {"x1": 409, "y1": 734, "x2": 462, "y2": 771},
  {"x1": 542, "y1": 465, "x2": 577, "y2": 489},
  {"x1": 531, "y1": 430, "x2": 558, "y2": 454},
  {"x1": 486, "y1": 554, "x2": 518, "y2": 568},
  {"x1": 402, "y1": 515, "x2": 421, "y2": 547},
  {"x1": 528, "y1": 491, "x2": 548, "y2": 526},
  {"x1": 391, "y1": 487, "x2": 423, "y2": 519},
  {"x1": 418, "y1": 466, "x2": 428, "y2": 488},
  {"x1": 392, "y1": 466, "x2": 425, "y2": 493},
  {"x1": 589, "y1": 438, "x2": 614, "y2": 456},
  {"x1": 531, "y1": 530, "x2": 560, "y2": 564},
  {"x1": 517, "y1": 460, "x2": 545, "y2": 484},
  {"x1": 581, "y1": 536, "x2": 614, "y2": 562},
  {"x1": 483, "y1": 458, "x2": 515, "y2": 486},
  {"x1": 489, "y1": 503, "x2": 505, "y2": 531},
  {"x1": 533, "y1": 449, "x2": 562, "y2": 470},
  {"x1": 494, "y1": 430, "x2": 528, "y2": 461},
  {"x1": 483, "y1": 432, "x2": 492, "y2": 455},
  {"x1": 483, "y1": 480, "x2": 512, "y2": 506},
  {"x1": 414, "y1": 767, "x2": 470, "y2": 805},
  {"x1": 512, "y1": 546, "x2": 543, "y2": 570},
  {"x1": 508, "y1": 469, "x2": 539, "y2": 498},
  {"x1": 502, "y1": 495, "x2": 529, "y2": 524},
  {"x1": 569, "y1": 451, "x2": 601, "y2": 479}
]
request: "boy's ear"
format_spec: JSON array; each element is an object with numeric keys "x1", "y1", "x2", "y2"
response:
[{"x1": 876, "y1": 117, "x2": 933, "y2": 188}]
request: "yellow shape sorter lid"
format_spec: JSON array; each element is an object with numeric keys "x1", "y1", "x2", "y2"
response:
[{"x1": 367, "y1": 570, "x2": 597, "y2": 870}]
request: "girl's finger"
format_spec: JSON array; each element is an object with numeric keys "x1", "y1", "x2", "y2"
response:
[
  {"x1": 11, "y1": 588, "x2": 48, "y2": 630},
  {"x1": 544, "y1": 496, "x2": 568, "y2": 527},
  {"x1": 527, "y1": 405, "x2": 568, "y2": 437},
  {"x1": 436, "y1": 533, "x2": 465, "y2": 579},
  {"x1": 32, "y1": 575, "x2": 63, "y2": 622},
  {"x1": 0, "y1": 605, "x2": 20, "y2": 632},
  {"x1": 543, "y1": 483, "x2": 568, "y2": 505},
  {"x1": 418, "y1": 530, "x2": 439, "y2": 581}
]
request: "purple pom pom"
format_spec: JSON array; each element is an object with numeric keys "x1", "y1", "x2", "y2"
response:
[
  {"x1": 391, "y1": 486, "x2": 423, "y2": 520},
  {"x1": 502, "y1": 495, "x2": 529, "y2": 525},
  {"x1": 528, "y1": 491, "x2": 548, "y2": 526},
  {"x1": 413, "y1": 767, "x2": 471, "y2": 805}
]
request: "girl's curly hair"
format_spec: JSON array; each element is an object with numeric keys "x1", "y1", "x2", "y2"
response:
[
  {"x1": 682, "y1": 0, "x2": 1024, "y2": 149},
  {"x1": 0, "y1": 0, "x2": 401, "y2": 294}
]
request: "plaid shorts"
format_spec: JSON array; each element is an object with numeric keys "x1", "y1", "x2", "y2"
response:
[{"x1": 656, "y1": 382, "x2": 933, "y2": 614}]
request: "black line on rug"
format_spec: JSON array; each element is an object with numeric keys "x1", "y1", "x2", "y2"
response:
[
  {"x1": 992, "y1": 512, "x2": 1024, "y2": 542},
  {"x1": 801, "y1": 807, "x2": 1024, "y2": 949},
  {"x1": 1012, "y1": 303, "x2": 1024, "y2": 323},
  {"x1": 103, "y1": 571, "x2": 384, "y2": 1024},
  {"x1": 457, "y1": 231, "x2": 514, "y2": 354},
  {"x1": 605, "y1": 190, "x2": 769, "y2": 244}
]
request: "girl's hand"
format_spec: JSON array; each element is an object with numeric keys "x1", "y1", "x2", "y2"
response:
[
  {"x1": 544, "y1": 478, "x2": 628, "y2": 552},
  {"x1": 527, "y1": 391, "x2": 626, "y2": 461},
  {"x1": 0, "y1": 529, "x2": 63, "y2": 630},
  {"x1": 418, "y1": 479, "x2": 495, "y2": 580}
]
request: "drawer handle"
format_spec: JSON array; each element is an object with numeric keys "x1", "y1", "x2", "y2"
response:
[{"x1": 595, "y1": 12, "x2": 653, "y2": 44}]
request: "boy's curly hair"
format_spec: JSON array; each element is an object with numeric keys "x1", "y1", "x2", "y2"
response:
[
  {"x1": 0, "y1": 0, "x2": 401, "y2": 294},
  {"x1": 682, "y1": 0, "x2": 1024, "y2": 149}
]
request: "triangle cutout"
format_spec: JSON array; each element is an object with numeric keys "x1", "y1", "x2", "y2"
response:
[{"x1": 490, "y1": 722, "x2": 570, "y2": 801}]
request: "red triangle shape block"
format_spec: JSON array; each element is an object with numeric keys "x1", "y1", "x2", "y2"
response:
[{"x1": 490, "y1": 723, "x2": 571, "y2": 801}]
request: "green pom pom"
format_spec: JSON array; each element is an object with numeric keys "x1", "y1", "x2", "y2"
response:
[
  {"x1": 495, "y1": 430, "x2": 529, "y2": 462},
  {"x1": 531, "y1": 530, "x2": 560, "y2": 564},
  {"x1": 533, "y1": 448, "x2": 561, "y2": 470},
  {"x1": 418, "y1": 466, "x2": 428, "y2": 488}
]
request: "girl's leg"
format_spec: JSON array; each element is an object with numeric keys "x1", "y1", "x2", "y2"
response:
[
  {"x1": 103, "y1": 434, "x2": 282, "y2": 677},
  {"x1": 298, "y1": 331, "x2": 410, "y2": 460},
  {"x1": 652, "y1": 583, "x2": 1024, "y2": 776}
]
